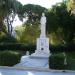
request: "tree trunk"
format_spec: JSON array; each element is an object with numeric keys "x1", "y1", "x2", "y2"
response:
[
  {"x1": 0, "y1": 17, "x2": 4, "y2": 31},
  {"x1": 7, "y1": 17, "x2": 11, "y2": 35}
]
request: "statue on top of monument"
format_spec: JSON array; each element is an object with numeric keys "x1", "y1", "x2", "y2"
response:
[
  {"x1": 40, "y1": 13, "x2": 46, "y2": 37},
  {"x1": 40, "y1": 13, "x2": 46, "y2": 25}
]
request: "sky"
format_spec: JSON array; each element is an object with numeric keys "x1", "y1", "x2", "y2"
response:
[
  {"x1": 17, "y1": 0, "x2": 62, "y2": 8},
  {"x1": 13, "y1": 0, "x2": 62, "y2": 27}
]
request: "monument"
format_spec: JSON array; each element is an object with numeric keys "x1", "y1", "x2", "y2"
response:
[
  {"x1": 15, "y1": 13, "x2": 50, "y2": 68},
  {"x1": 31, "y1": 13, "x2": 50, "y2": 57}
]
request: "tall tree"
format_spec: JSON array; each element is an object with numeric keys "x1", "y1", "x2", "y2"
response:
[
  {"x1": 23, "y1": 4, "x2": 47, "y2": 24},
  {"x1": 15, "y1": 24, "x2": 40, "y2": 44},
  {"x1": 46, "y1": 1, "x2": 75, "y2": 44},
  {"x1": 0, "y1": 0, "x2": 23, "y2": 35}
]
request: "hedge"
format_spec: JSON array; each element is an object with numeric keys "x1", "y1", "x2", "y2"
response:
[
  {"x1": 0, "y1": 51, "x2": 22, "y2": 66},
  {"x1": 50, "y1": 43, "x2": 75, "y2": 53},
  {"x1": 0, "y1": 43, "x2": 35, "y2": 54},
  {"x1": 0, "y1": 43, "x2": 75, "y2": 53},
  {"x1": 49, "y1": 53, "x2": 66, "y2": 70}
]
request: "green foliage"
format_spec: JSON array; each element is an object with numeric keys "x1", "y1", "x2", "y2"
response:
[
  {"x1": 50, "y1": 32, "x2": 64, "y2": 45},
  {"x1": 49, "y1": 52, "x2": 75, "y2": 70},
  {"x1": 46, "y1": 2, "x2": 75, "y2": 44},
  {"x1": 67, "y1": 0, "x2": 75, "y2": 11},
  {"x1": 50, "y1": 43, "x2": 75, "y2": 53},
  {"x1": 49, "y1": 53, "x2": 65, "y2": 69},
  {"x1": 67, "y1": 52, "x2": 75, "y2": 59},
  {"x1": 17, "y1": 1, "x2": 24, "y2": 21},
  {"x1": 0, "y1": 0, "x2": 23, "y2": 35},
  {"x1": 0, "y1": 43, "x2": 35, "y2": 54},
  {"x1": 65, "y1": 52, "x2": 75, "y2": 70},
  {"x1": 0, "y1": 31, "x2": 6, "y2": 40},
  {"x1": 50, "y1": 45, "x2": 65, "y2": 53},
  {"x1": 67, "y1": 58, "x2": 75, "y2": 70},
  {"x1": 23, "y1": 4, "x2": 47, "y2": 23},
  {"x1": 46, "y1": 2, "x2": 67, "y2": 33},
  {"x1": 0, "y1": 51, "x2": 21, "y2": 66},
  {"x1": 0, "y1": 35, "x2": 18, "y2": 43},
  {"x1": 23, "y1": 4, "x2": 46, "y2": 16},
  {"x1": 46, "y1": 11, "x2": 59, "y2": 33},
  {"x1": 15, "y1": 24, "x2": 40, "y2": 44}
]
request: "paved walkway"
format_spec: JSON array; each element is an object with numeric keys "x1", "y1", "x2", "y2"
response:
[{"x1": 0, "y1": 66, "x2": 75, "y2": 75}]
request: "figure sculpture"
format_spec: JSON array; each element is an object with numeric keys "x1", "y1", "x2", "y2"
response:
[{"x1": 40, "y1": 13, "x2": 46, "y2": 37}]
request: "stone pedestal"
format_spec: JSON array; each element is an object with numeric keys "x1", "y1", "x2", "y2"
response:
[
  {"x1": 37, "y1": 38, "x2": 49, "y2": 53},
  {"x1": 31, "y1": 37, "x2": 50, "y2": 57}
]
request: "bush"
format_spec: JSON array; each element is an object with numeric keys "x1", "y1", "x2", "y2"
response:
[
  {"x1": 67, "y1": 58, "x2": 75, "y2": 70},
  {"x1": 0, "y1": 43, "x2": 35, "y2": 54},
  {"x1": 49, "y1": 53, "x2": 65, "y2": 70},
  {"x1": 0, "y1": 35, "x2": 18, "y2": 43},
  {"x1": 50, "y1": 45, "x2": 65, "y2": 53},
  {"x1": 66, "y1": 52, "x2": 75, "y2": 70},
  {"x1": 0, "y1": 51, "x2": 22, "y2": 66},
  {"x1": 50, "y1": 43, "x2": 75, "y2": 53}
]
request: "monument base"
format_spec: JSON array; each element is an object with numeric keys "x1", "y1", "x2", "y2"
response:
[
  {"x1": 31, "y1": 37, "x2": 50, "y2": 58},
  {"x1": 31, "y1": 50, "x2": 50, "y2": 58}
]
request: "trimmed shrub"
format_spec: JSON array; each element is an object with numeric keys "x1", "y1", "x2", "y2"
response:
[
  {"x1": 49, "y1": 53, "x2": 65, "y2": 70},
  {"x1": 0, "y1": 51, "x2": 22, "y2": 66},
  {"x1": 0, "y1": 35, "x2": 17, "y2": 43},
  {"x1": 0, "y1": 43, "x2": 35, "y2": 54},
  {"x1": 66, "y1": 52, "x2": 75, "y2": 70},
  {"x1": 67, "y1": 58, "x2": 75, "y2": 70},
  {"x1": 50, "y1": 45, "x2": 65, "y2": 53},
  {"x1": 50, "y1": 43, "x2": 75, "y2": 53}
]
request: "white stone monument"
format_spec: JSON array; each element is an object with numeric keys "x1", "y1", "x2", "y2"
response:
[
  {"x1": 31, "y1": 13, "x2": 50, "y2": 57},
  {"x1": 15, "y1": 13, "x2": 50, "y2": 68}
]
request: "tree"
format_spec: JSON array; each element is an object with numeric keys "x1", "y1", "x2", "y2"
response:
[
  {"x1": 67, "y1": 0, "x2": 75, "y2": 10},
  {"x1": 23, "y1": 4, "x2": 47, "y2": 24},
  {"x1": 46, "y1": 2, "x2": 75, "y2": 44},
  {"x1": 15, "y1": 24, "x2": 40, "y2": 44},
  {"x1": 0, "y1": 0, "x2": 23, "y2": 35}
]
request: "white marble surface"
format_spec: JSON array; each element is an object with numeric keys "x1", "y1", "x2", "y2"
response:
[
  {"x1": 30, "y1": 13, "x2": 50, "y2": 57},
  {"x1": 36, "y1": 38, "x2": 50, "y2": 53},
  {"x1": 15, "y1": 56, "x2": 49, "y2": 68},
  {"x1": 32, "y1": 13, "x2": 50, "y2": 57},
  {"x1": 40, "y1": 13, "x2": 46, "y2": 37}
]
